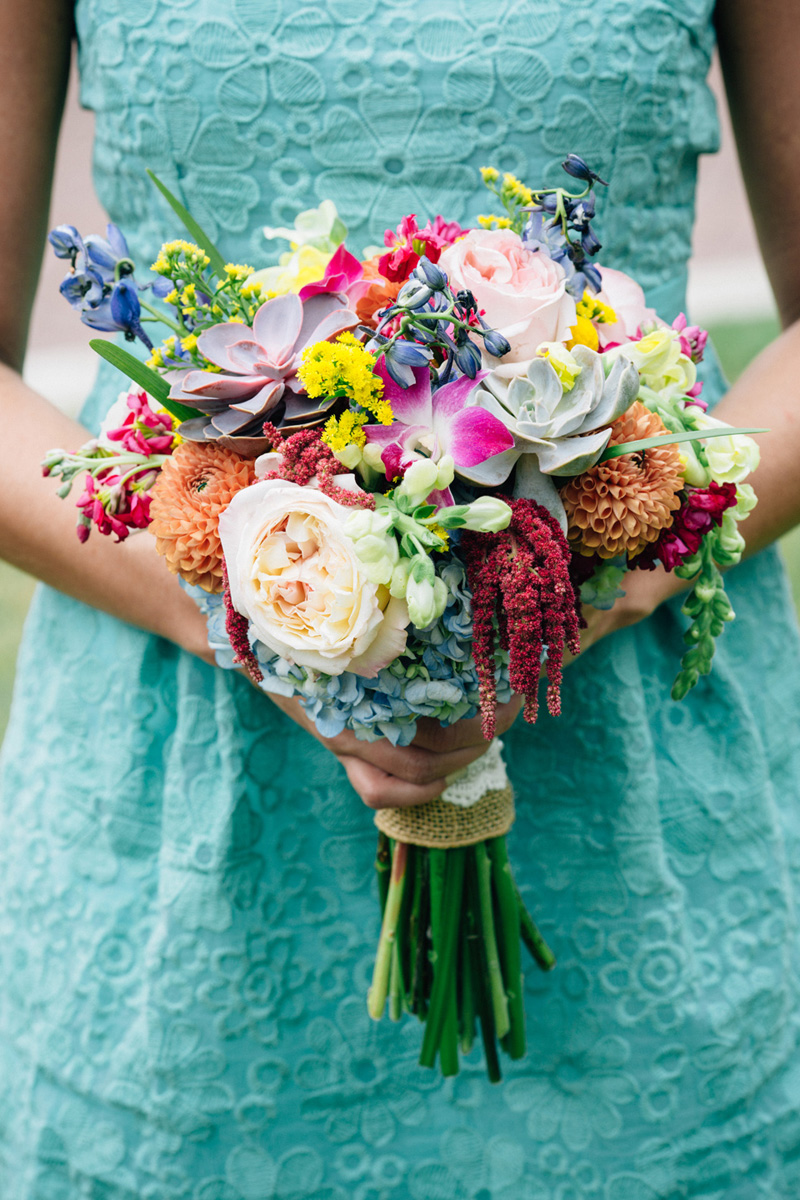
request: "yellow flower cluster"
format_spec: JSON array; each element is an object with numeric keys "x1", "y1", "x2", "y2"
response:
[
  {"x1": 322, "y1": 409, "x2": 368, "y2": 452},
  {"x1": 502, "y1": 172, "x2": 534, "y2": 206},
  {"x1": 477, "y1": 214, "x2": 513, "y2": 230},
  {"x1": 480, "y1": 166, "x2": 499, "y2": 183},
  {"x1": 298, "y1": 332, "x2": 392, "y2": 423},
  {"x1": 568, "y1": 291, "x2": 619, "y2": 351},
  {"x1": 151, "y1": 240, "x2": 210, "y2": 274},
  {"x1": 224, "y1": 263, "x2": 254, "y2": 282}
]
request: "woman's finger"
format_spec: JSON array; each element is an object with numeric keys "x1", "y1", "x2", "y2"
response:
[
  {"x1": 330, "y1": 735, "x2": 491, "y2": 786},
  {"x1": 339, "y1": 755, "x2": 449, "y2": 809},
  {"x1": 412, "y1": 696, "x2": 523, "y2": 752}
]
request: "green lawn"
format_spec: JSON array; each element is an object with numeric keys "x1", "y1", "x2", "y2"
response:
[{"x1": 0, "y1": 316, "x2": 794, "y2": 737}]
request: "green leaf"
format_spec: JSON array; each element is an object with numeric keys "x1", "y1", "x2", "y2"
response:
[
  {"x1": 89, "y1": 340, "x2": 198, "y2": 423},
  {"x1": 413, "y1": 504, "x2": 437, "y2": 520},
  {"x1": 146, "y1": 168, "x2": 227, "y2": 278},
  {"x1": 599, "y1": 426, "x2": 767, "y2": 462}
]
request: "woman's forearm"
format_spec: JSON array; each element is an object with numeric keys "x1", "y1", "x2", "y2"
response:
[
  {"x1": 711, "y1": 317, "x2": 800, "y2": 555},
  {"x1": 0, "y1": 362, "x2": 213, "y2": 658}
]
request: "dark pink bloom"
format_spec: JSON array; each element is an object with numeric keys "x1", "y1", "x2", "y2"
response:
[
  {"x1": 298, "y1": 244, "x2": 373, "y2": 307},
  {"x1": 638, "y1": 481, "x2": 737, "y2": 570},
  {"x1": 75, "y1": 468, "x2": 156, "y2": 543}
]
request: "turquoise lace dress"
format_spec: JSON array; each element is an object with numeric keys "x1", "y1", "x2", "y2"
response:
[{"x1": 2, "y1": 1, "x2": 800, "y2": 1195}]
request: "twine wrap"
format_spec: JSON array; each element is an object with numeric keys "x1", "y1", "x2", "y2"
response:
[{"x1": 374, "y1": 784, "x2": 515, "y2": 848}]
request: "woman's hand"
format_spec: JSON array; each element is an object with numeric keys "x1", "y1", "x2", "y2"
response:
[
  {"x1": 265, "y1": 691, "x2": 522, "y2": 810},
  {"x1": 572, "y1": 563, "x2": 688, "y2": 661}
]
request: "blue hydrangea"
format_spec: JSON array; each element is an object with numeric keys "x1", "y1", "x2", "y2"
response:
[{"x1": 183, "y1": 556, "x2": 511, "y2": 746}]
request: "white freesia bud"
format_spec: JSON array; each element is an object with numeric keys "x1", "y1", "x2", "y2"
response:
[
  {"x1": 436, "y1": 454, "x2": 455, "y2": 490},
  {"x1": 355, "y1": 534, "x2": 392, "y2": 564},
  {"x1": 345, "y1": 509, "x2": 393, "y2": 540},
  {"x1": 390, "y1": 559, "x2": 413, "y2": 599},
  {"x1": 399, "y1": 458, "x2": 439, "y2": 504},
  {"x1": 362, "y1": 443, "x2": 386, "y2": 473},
  {"x1": 407, "y1": 575, "x2": 438, "y2": 627},
  {"x1": 460, "y1": 496, "x2": 513, "y2": 533},
  {"x1": 432, "y1": 576, "x2": 448, "y2": 619},
  {"x1": 678, "y1": 440, "x2": 711, "y2": 488},
  {"x1": 333, "y1": 444, "x2": 363, "y2": 470}
]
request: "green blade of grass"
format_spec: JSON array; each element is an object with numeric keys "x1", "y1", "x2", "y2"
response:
[
  {"x1": 599, "y1": 427, "x2": 767, "y2": 462},
  {"x1": 89, "y1": 340, "x2": 197, "y2": 424},
  {"x1": 146, "y1": 168, "x2": 227, "y2": 278}
]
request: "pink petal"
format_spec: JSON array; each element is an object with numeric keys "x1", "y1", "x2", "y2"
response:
[
  {"x1": 196, "y1": 323, "x2": 256, "y2": 372},
  {"x1": 181, "y1": 369, "x2": 271, "y2": 401},
  {"x1": 252, "y1": 293, "x2": 303, "y2": 363},
  {"x1": 348, "y1": 598, "x2": 410, "y2": 678},
  {"x1": 430, "y1": 371, "x2": 487, "y2": 421},
  {"x1": 295, "y1": 306, "x2": 359, "y2": 353},
  {"x1": 229, "y1": 380, "x2": 285, "y2": 416},
  {"x1": 373, "y1": 358, "x2": 432, "y2": 427},
  {"x1": 298, "y1": 245, "x2": 364, "y2": 301},
  {"x1": 443, "y1": 407, "x2": 515, "y2": 468}
]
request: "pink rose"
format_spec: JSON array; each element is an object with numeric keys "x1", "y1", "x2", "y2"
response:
[
  {"x1": 595, "y1": 266, "x2": 658, "y2": 348},
  {"x1": 438, "y1": 229, "x2": 576, "y2": 364}
]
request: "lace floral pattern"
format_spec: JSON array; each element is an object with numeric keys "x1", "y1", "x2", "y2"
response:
[{"x1": 2, "y1": 1, "x2": 800, "y2": 1196}]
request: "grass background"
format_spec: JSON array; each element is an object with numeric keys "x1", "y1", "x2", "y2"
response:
[{"x1": 1, "y1": 315, "x2": 797, "y2": 738}]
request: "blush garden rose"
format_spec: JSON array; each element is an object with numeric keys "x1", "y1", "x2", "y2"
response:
[{"x1": 219, "y1": 479, "x2": 409, "y2": 676}]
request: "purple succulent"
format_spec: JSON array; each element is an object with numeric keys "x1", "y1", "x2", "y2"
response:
[{"x1": 169, "y1": 292, "x2": 359, "y2": 454}]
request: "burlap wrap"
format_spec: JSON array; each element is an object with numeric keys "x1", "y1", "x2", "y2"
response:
[{"x1": 374, "y1": 785, "x2": 515, "y2": 848}]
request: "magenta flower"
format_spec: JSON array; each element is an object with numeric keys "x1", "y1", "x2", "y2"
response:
[
  {"x1": 364, "y1": 362, "x2": 514, "y2": 499},
  {"x1": 168, "y1": 292, "x2": 359, "y2": 449},
  {"x1": 75, "y1": 470, "x2": 154, "y2": 543},
  {"x1": 298, "y1": 244, "x2": 372, "y2": 307},
  {"x1": 379, "y1": 213, "x2": 466, "y2": 282},
  {"x1": 672, "y1": 312, "x2": 708, "y2": 364},
  {"x1": 104, "y1": 388, "x2": 175, "y2": 456}
]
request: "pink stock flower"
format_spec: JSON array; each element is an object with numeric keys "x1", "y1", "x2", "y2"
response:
[
  {"x1": 363, "y1": 362, "x2": 514, "y2": 500},
  {"x1": 104, "y1": 388, "x2": 176, "y2": 456},
  {"x1": 379, "y1": 214, "x2": 466, "y2": 283},
  {"x1": 75, "y1": 469, "x2": 154, "y2": 543},
  {"x1": 672, "y1": 312, "x2": 708, "y2": 364},
  {"x1": 638, "y1": 481, "x2": 738, "y2": 571},
  {"x1": 298, "y1": 244, "x2": 372, "y2": 307}
]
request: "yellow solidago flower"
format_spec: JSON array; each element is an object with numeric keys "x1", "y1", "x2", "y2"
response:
[
  {"x1": 147, "y1": 347, "x2": 164, "y2": 369},
  {"x1": 151, "y1": 240, "x2": 210, "y2": 273},
  {"x1": 164, "y1": 288, "x2": 179, "y2": 306},
  {"x1": 477, "y1": 214, "x2": 512, "y2": 230},
  {"x1": 224, "y1": 262, "x2": 254, "y2": 282},
  {"x1": 429, "y1": 523, "x2": 450, "y2": 551},
  {"x1": 480, "y1": 165, "x2": 499, "y2": 183},
  {"x1": 299, "y1": 332, "x2": 392, "y2": 423},
  {"x1": 181, "y1": 333, "x2": 198, "y2": 353},
  {"x1": 322, "y1": 410, "x2": 368, "y2": 452}
]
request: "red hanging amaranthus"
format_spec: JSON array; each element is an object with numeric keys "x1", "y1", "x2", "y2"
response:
[
  {"x1": 260, "y1": 424, "x2": 375, "y2": 509},
  {"x1": 462, "y1": 498, "x2": 582, "y2": 739},
  {"x1": 221, "y1": 560, "x2": 263, "y2": 685}
]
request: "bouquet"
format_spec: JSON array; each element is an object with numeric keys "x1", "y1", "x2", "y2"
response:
[{"x1": 43, "y1": 156, "x2": 762, "y2": 1080}]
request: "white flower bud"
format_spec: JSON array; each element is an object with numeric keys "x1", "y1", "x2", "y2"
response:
[
  {"x1": 362, "y1": 443, "x2": 386, "y2": 473},
  {"x1": 333, "y1": 443, "x2": 363, "y2": 470},
  {"x1": 389, "y1": 559, "x2": 413, "y2": 599},
  {"x1": 460, "y1": 496, "x2": 513, "y2": 532},
  {"x1": 398, "y1": 458, "x2": 439, "y2": 504},
  {"x1": 435, "y1": 454, "x2": 455, "y2": 490},
  {"x1": 407, "y1": 575, "x2": 438, "y2": 627}
]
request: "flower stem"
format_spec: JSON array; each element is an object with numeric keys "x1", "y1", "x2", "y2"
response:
[
  {"x1": 466, "y1": 848, "x2": 502, "y2": 1083},
  {"x1": 419, "y1": 848, "x2": 466, "y2": 1073},
  {"x1": 410, "y1": 851, "x2": 430, "y2": 1020},
  {"x1": 487, "y1": 837, "x2": 526, "y2": 1060},
  {"x1": 140, "y1": 297, "x2": 184, "y2": 334},
  {"x1": 474, "y1": 842, "x2": 510, "y2": 1039},
  {"x1": 375, "y1": 832, "x2": 391, "y2": 916},
  {"x1": 515, "y1": 885, "x2": 556, "y2": 971},
  {"x1": 368, "y1": 840, "x2": 408, "y2": 1020},
  {"x1": 458, "y1": 905, "x2": 476, "y2": 1055},
  {"x1": 389, "y1": 939, "x2": 403, "y2": 1022}
]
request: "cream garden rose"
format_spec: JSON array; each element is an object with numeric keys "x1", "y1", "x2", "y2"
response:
[
  {"x1": 438, "y1": 228, "x2": 576, "y2": 364},
  {"x1": 219, "y1": 480, "x2": 409, "y2": 676}
]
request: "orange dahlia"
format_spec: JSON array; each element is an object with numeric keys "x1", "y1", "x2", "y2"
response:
[
  {"x1": 355, "y1": 256, "x2": 402, "y2": 328},
  {"x1": 148, "y1": 442, "x2": 256, "y2": 592},
  {"x1": 562, "y1": 401, "x2": 683, "y2": 559}
]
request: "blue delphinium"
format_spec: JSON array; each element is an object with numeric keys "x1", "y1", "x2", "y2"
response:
[
  {"x1": 48, "y1": 221, "x2": 153, "y2": 349},
  {"x1": 183, "y1": 556, "x2": 512, "y2": 747}
]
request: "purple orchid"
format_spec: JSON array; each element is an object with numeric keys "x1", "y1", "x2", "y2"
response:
[
  {"x1": 365, "y1": 362, "x2": 514, "y2": 500},
  {"x1": 169, "y1": 292, "x2": 359, "y2": 452}
]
